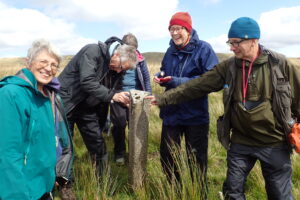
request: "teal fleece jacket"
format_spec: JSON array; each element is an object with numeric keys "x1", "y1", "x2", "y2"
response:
[{"x1": 0, "y1": 68, "x2": 56, "y2": 200}]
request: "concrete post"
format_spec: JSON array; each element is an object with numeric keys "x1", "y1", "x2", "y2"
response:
[{"x1": 128, "y1": 89, "x2": 151, "y2": 189}]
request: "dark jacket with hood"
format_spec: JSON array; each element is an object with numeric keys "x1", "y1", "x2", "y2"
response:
[
  {"x1": 58, "y1": 37, "x2": 123, "y2": 114},
  {"x1": 159, "y1": 29, "x2": 218, "y2": 126}
]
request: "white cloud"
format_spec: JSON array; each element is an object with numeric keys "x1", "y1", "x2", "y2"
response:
[
  {"x1": 207, "y1": 6, "x2": 300, "y2": 57},
  {"x1": 0, "y1": 2, "x2": 95, "y2": 57},
  {"x1": 30, "y1": 0, "x2": 179, "y2": 40},
  {"x1": 207, "y1": 34, "x2": 231, "y2": 54},
  {"x1": 259, "y1": 6, "x2": 300, "y2": 44},
  {"x1": 0, "y1": 0, "x2": 179, "y2": 57},
  {"x1": 0, "y1": 1, "x2": 299, "y2": 58},
  {"x1": 259, "y1": 6, "x2": 300, "y2": 56}
]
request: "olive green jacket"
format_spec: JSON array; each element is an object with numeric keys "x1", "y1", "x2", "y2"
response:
[{"x1": 157, "y1": 48, "x2": 300, "y2": 148}]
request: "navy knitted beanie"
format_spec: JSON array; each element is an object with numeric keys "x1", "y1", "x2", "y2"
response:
[{"x1": 228, "y1": 17, "x2": 260, "y2": 39}]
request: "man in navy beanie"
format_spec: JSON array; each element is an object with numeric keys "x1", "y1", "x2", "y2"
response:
[{"x1": 150, "y1": 16, "x2": 300, "y2": 199}]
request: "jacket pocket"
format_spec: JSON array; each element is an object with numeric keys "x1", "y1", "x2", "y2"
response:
[
  {"x1": 234, "y1": 101, "x2": 276, "y2": 134},
  {"x1": 277, "y1": 81, "x2": 291, "y2": 107},
  {"x1": 217, "y1": 115, "x2": 231, "y2": 150},
  {"x1": 276, "y1": 81, "x2": 292, "y2": 121}
]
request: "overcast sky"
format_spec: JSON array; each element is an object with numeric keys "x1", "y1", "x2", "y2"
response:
[{"x1": 0, "y1": 0, "x2": 299, "y2": 58}]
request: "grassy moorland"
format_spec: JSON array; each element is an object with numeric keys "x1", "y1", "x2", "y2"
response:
[{"x1": 0, "y1": 54, "x2": 300, "y2": 200}]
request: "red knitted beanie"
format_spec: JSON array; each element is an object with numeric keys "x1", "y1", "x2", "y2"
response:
[{"x1": 169, "y1": 12, "x2": 192, "y2": 33}]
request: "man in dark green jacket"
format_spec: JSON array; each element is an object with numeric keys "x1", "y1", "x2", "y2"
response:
[{"x1": 152, "y1": 17, "x2": 300, "y2": 199}]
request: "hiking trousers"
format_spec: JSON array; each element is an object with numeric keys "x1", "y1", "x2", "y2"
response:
[
  {"x1": 67, "y1": 101, "x2": 107, "y2": 170},
  {"x1": 223, "y1": 143, "x2": 293, "y2": 200},
  {"x1": 110, "y1": 102, "x2": 129, "y2": 157},
  {"x1": 160, "y1": 124, "x2": 209, "y2": 183}
]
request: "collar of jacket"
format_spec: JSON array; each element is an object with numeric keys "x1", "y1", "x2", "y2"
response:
[
  {"x1": 45, "y1": 77, "x2": 61, "y2": 93},
  {"x1": 235, "y1": 45, "x2": 269, "y2": 68},
  {"x1": 13, "y1": 68, "x2": 55, "y2": 98},
  {"x1": 9, "y1": 68, "x2": 39, "y2": 92},
  {"x1": 136, "y1": 50, "x2": 144, "y2": 62}
]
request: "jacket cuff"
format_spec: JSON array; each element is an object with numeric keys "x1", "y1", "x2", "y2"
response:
[{"x1": 156, "y1": 94, "x2": 167, "y2": 107}]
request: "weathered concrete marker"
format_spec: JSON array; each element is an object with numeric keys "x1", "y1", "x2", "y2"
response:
[{"x1": 128, "y1": 89, "x2": 151, "y2": 189}]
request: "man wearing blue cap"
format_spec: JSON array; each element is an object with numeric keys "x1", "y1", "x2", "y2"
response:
[{"x1": 150, "y1": 17, "x2": 300, "y2": 199}]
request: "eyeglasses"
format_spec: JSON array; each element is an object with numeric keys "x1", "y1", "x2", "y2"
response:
[
  {"x1": 169, "y1": 26, "x2": 185, "y2": 34},
  {"x1": 110, "y1": 56, "x2": 125, "y2": 72},
  {"x1": 226, "y1": 39, "x2": 247, "y2": 48},
  {"x1": 35, "y1": 59, "x2": 59, "y2": 71}
]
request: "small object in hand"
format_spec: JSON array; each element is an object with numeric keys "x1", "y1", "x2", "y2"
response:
[
  {"x1": 158, "y1": 77, "x2": 172, "y2": 83},
  {"x1": 289, "y1": 123, "x2": 300, "y2": 153},
  {"x1": 159, "y1": 71, "x2": 165, "y2": 77}
]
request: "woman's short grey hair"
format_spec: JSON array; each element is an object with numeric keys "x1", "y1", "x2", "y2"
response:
[
  {"x1": 122, "y1": 33, "x2": 138, "y2": 49},
  {"x1": 115, "y1": 44, "x2": 137, "y2": 69},
  {"x1": 27, "y1": 39, "x2": 62, "y2": 66}
]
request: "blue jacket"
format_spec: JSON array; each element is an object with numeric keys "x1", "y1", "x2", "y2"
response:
[
  {"x1": 159, "y1": 29, "x2": 218, "y2": 125},
  {"x1": 0, "y1": 69, "x2": 56, "y2": 200},
  {"x1": 136, "y1": 51, "x2": 152, "y2": 92},
  {"x1": 123, "y1": 51, "x2": 152, "y2": 93}
]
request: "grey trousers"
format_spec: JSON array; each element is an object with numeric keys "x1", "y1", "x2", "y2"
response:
[{"x1": 223, "y1": 143, "x2": 293, "y2": 200}]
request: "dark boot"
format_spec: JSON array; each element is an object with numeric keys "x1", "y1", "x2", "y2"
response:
[{"x1": 96, "y1": 152, "x2": 109, "y2": 177}]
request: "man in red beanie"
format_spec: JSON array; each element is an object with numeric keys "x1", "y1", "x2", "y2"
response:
[{"x1": 153, "y1": 11, "x2": 218, "y2": 197}]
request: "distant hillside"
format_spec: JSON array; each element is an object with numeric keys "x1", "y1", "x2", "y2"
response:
[
  {"x1": 0, "y1": 53, "x2": 299, "y2": 69},
  {"x1": 142, "y1": 52, "x2": 233, "y2": 64},
  {"x1": 0, "y1": 55, "x2": 73, "y2": 69},
  {"x1": 0, "y1": 57, "x2": 26, "y2": 68},
  {"x1": 143, "y1": 52, "x2": 165, "y2": 64}
]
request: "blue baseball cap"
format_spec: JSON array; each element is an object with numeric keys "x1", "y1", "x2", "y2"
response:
[{"x1": 228, "y1": 17, "x2": 260, "y2": 39}]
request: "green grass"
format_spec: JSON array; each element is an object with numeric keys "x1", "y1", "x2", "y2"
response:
[
  {"x1": 67, "y1": 92, "x2": 300, "y2": 200},
  {"x1": 1, "y1": 55, "x2": 300, "y2": 200}
]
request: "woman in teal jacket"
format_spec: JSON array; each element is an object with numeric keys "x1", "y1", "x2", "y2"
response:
[{"x1": 0, "y1": 39, "x2": 61, "y2": 200}]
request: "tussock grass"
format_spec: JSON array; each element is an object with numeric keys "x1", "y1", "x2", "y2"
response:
[{"x1": 1, "y1": 55, "x2": 300, "y2": 200}]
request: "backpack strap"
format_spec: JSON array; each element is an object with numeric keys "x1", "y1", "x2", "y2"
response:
[
  {"x1": 265, "y1": 48, "x2": 288, "y2": 80},
  {"x1": 266, "y1": 48, "x2": 295, "y2": 143}
]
